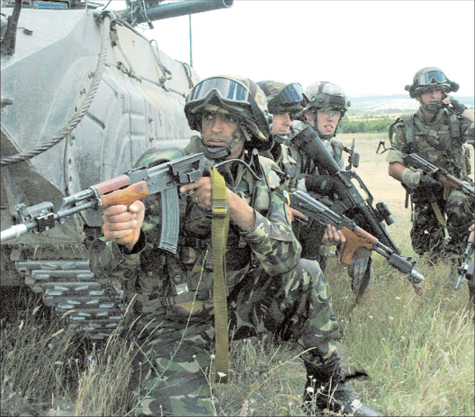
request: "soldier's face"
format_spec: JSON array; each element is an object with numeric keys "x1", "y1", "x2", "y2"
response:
[
  {"x1": 271, "y1": 112, "x2": 292, "y2": 135},
  {"x1": 201, "y1": 111, "x2": 244, "y2": 159},
  {"x1": 316, "y1": 109, "x2": 341, "y2": 136},
  {"x1": 417, "y1": 88, "x2": 443, "y2": 106}
]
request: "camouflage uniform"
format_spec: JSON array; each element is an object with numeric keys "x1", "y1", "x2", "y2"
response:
[
  {"x1": 93, "y1": 137, "x2": 341, "y2": 416},
  {"x1": 386, "y1": 107, "x2": 473, "y2": 259}
]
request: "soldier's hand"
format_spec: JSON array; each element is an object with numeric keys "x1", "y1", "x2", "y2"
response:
[
  {"x1": 180, "y1": 177, "x2": 213, "y2": 211},
  {"x1": 419, "y1": 170, "x2": 443, "y2": 192},
  {"x1": 289, "y1": 207, "x2": 308, "y2": 222},
  {"x1": 443, "y1": 95, "x2": 467, "y2": 114},
  {"x1": 322, "y1": 224, "x2": 346, "y2": 247},
  {"x1": 102, "y1": 200, "x2": 145, "y2": 251},
  {"x1": 305, "y1": 175, "x2": 337, "y2": 196}
]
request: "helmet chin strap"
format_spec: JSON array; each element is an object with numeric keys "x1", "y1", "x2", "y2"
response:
[
  {"x1": 419, "y1": 96, "x2": 443, "y2": 113},
  {"x1": 201, "y1": 144, "x2": 231, "y2": 161},
  {"x1": 425, "y1": 103, "x2": 443, "y2": 112},
  {"x1": 200, "y1": 125, "x2": 247, "y2": 161}
]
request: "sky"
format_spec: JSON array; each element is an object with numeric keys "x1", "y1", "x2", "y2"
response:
[{"x1": 105, "y1": 0, "x2": 474, "y2": 98}]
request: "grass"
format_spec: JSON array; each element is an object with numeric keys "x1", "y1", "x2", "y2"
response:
[{"x1": 1, "y1": 133, "x2": 473, "y2": 416}]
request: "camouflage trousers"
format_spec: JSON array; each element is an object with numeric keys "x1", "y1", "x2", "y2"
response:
[
  {"x1": 411, "y1": 190, "x2": 474, "y2": 260},
  {"x1": 127, "y1": 259, "x2": 341, "y2": 416}
]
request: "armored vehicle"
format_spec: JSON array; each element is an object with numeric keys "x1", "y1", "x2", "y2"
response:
[{"x1": 0, "y1": 0, "x2": 233, "y2": 338}]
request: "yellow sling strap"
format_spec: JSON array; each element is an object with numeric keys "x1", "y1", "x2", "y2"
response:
[
  {"x1": 430, "y1": 201, "x2": 450, "y2": 240},
  {"x1": 210, "y1": 166, "x2": 230, "y2": 383}
]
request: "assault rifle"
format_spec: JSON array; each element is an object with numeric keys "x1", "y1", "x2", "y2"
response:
[
  {"x1": 290, "y1": 125, "x2": 401, "y2": 254},
  {"x1": 290, "y1": 190, "x2": 424, "y2": 292},
  {"x1": 376, "y1": 140, "x2": 475, "y2": 202},
  {"x1": 1, "y1": 153, "x2": 212, "y2": 253},
  {"x1": 455, "y1": 228, "x2": 474, "y2": 290}
]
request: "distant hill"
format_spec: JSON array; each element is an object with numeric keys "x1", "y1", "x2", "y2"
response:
[{"x1": 348, "y1": 94, "x2": 474, "y2": 112}]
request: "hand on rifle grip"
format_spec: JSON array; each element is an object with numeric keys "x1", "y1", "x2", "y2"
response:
[{"x1": 102, "y1": 200, "x2": 145, "y2": 251}]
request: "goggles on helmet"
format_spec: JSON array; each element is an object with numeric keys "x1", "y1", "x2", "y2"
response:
[
  {"x1": 417, "y1": 70, "x2": 448, "y2": 86},
  {"x1": 272, "y1": 83, "x2": 305, "y2": 108},
  {"x1": 189, "y1": 77, "x2": 250, "y2": 104}
]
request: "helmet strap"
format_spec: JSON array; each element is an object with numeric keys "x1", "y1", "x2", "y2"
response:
[{"x1": 199, "y1": 136, "x2": 231, "y2": 161}]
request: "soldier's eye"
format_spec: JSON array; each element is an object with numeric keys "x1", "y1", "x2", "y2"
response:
[
  {"x1": 203, "y1": 112, "x2": 215, "y2": 121},
  {"x1": 224, "y1": 115, "x2": 237, "y2": 124}
]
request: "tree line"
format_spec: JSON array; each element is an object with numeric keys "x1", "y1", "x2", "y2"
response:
[{"x1": 339, "y1": 117, "x2": 396, "y2": 133}]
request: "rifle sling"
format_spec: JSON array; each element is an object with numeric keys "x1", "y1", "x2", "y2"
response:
[
  {"x1": 210, "y1": 166, "x2": 230, "y2": 383},
  {"x1": 430, "y1": 201, "x2": 450, "y2": 240}
]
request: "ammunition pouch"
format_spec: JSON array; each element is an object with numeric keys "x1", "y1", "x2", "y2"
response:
[{"x1": 163, "y1": 280, "x2": 232, "y2": 318}]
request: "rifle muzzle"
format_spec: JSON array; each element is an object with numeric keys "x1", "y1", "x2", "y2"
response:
[{"x1": 1, "y1": 224, "x2": 28, "y2": 243}]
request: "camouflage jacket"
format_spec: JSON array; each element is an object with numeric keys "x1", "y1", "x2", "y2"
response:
[
  {"x1": 92, "y1": 136, "x2": 301, "y2": 320},
  {"x1": 386, "y1": 107, "x2": 472, "y2": 180}
]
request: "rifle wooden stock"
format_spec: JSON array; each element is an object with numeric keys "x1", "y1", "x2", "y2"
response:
[
  {"x1": 339, "y1": 226, "x2": 374, "y2": 266},
  {"x1": 437, "y1": 173, "x2": 463, "y2": 200},
  {"x1": 99, "y1": 181, "x2": 150, "y2": 243}
]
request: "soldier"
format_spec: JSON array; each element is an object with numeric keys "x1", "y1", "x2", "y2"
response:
[
  {"x1": 386, "y1": 67, "x2": 474, "y2": 262},
  {"x1": 302, "y1": 81, "x2": 348, "y2": 168},
  {"x1": 301, "y1": 82, "x2": 363, "y2": 277},
  {"x1": 96, "y1": 75, "x2": 381, "y2": 416}
]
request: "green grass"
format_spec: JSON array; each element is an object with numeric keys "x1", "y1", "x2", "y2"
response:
[{"x1": 1, "y1": 133, "x2": 473, "y2": 416}]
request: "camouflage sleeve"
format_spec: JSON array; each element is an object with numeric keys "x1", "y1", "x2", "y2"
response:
[
  {"x1": 279, "y1": 144, "x2": 300, "y2": 192},
  {"x1": 241, "y1": 186, "x2": 301, "y2": 276},
  {"x1": 330, "y1": 139, "x2": 345, "y2": 168},
  {"x1": 386, "y1": 120, "x2": 406, "y2": 165},
  {"x1": 90, "y1": 231, "x2": 146, "y2": 290}
]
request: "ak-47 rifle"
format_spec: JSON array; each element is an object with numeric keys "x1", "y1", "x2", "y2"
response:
[
  {"x1": 290, "y1": 190, "x2": 424, "y2": 292},
  {"x1": 290, "y1": 124, "x2": 401, "y2": 254},
  {"x1": 376, "y1": 140, "x2": 475, "y2": 202},
  {"x1": 455, "y1": 227, "x2": 474, "y2": 290},
  {"x1": 1, "y1": 153, "x2": 212, "y2": 253}
]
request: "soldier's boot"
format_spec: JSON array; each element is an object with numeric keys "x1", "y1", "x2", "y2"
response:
[{"x1": 303, "y1": 353, "x2": 382, "y2": 416}]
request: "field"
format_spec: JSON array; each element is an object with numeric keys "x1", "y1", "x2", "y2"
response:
[{"x1": 1, "y1": 133, "x2": 474, "y2": 416}]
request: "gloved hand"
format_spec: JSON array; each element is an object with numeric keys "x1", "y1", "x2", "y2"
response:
[
  {"x1": 305, "y1": 175, "x2": 336, "y2": 196},
  {"x1": 401, "y1": 167, "x2": 442, "y2": 193},
  {"x1": 419, "y1": 171, "x2": 444, "y2": 194},
  {"x1": 448, "y1": 97, "x2": 467, "y2": 114}
]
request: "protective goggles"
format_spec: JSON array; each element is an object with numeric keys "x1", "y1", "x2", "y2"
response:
[
  {"x1": 417, "y1": 70, "x2": 448, "y2": 86},
  {"x1": 189, "y1": 78, "x2": 249, "y2": 103},
  {"x1": 272, "y1": 83, "x2": 305, "y2": 108},
  {"x1": 318, "y1": 109, "x2": 341, "y2": 118}
]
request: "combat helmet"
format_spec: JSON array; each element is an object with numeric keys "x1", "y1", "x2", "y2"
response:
[
  {"x1": 257, "y1": 80, "x2": 307, "y2": 115},
  {"x1": 405, "y1": 67, "x2": 459, "y2": 98},
  {"x1": 303, "y1": 81, "x2": 351, "y2": 116},
  {"x1": 185, "y1": 75, "x2": 271, "y2": 152}
]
